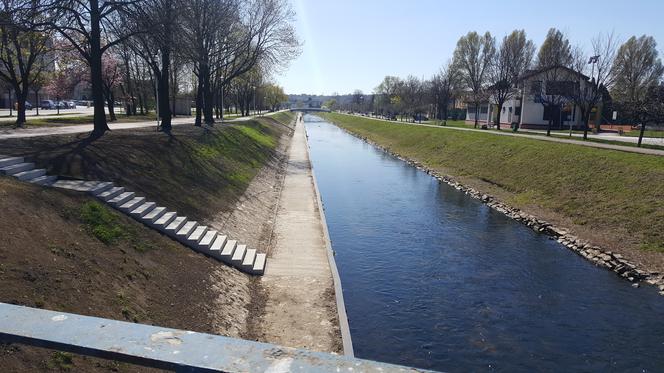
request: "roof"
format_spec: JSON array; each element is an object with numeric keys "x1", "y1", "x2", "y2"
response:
[{"x1": 518, "y1": 65, "x2": 591, "y2": 82}]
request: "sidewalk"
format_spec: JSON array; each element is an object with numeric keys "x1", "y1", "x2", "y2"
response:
[
  {"x1": 341, "y1": 113, "x2": 664, "y2": 156},
  {"x1": 0, "y1": 111, "x2": 285, "y2": 140},
  {"x1": 259, "y1": 115, "x2": 346, "y2": 354}
]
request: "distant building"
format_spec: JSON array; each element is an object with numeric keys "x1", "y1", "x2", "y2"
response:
[{"x1": 466, "y1": 66, "x2": 602, "y2": 130}]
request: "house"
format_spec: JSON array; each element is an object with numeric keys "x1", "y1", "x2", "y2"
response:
[{"x1": 465, "y1": 66, "x2": 601, "y2": 130}]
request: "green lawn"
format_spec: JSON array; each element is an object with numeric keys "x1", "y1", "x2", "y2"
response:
[
  {"x1": 320, "y1": 112, "x2": 664, "y2": 253},
  {"x1": 0, "y1": 112, "x2": 295, "y2": 221}
]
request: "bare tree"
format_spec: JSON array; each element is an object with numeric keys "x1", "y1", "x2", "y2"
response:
[
  {"x1": 0, "y1": 0, "x2": 52, "y2": 127},
  {"x1": 39, "y1": 0, "x2": 143, "y2": 137},
  {"x1": 488, "y1": 30, "x2": 535, "y2": 130},
  {"x1": 453, "y1": 31, "x2": 496, "y2": 128},
  {"x1": 123, "y1": 0, "x2": 181, "y2": 131},
  {"x1": 565, "y1": 33, "x2": 619, "y2": 140}
]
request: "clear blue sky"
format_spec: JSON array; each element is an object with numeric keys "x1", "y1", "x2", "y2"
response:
[{"x1": 276, "y1": 0, "x2": 664, "y2": 95}]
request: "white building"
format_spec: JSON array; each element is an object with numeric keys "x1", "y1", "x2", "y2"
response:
[{"x1": 466, "y1": 66, "x2": 598, "y2": 130}]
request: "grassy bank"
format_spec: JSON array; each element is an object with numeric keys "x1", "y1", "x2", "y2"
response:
[
  {"x1": 0, "y1": 112, "x2": 295, "y2": 371},
  {"x1": 0, "y1": 113, "x2": 295, "y2": 221},
  {"x1": 320, "y1": 112, "x2": 664, "y2": 256}
]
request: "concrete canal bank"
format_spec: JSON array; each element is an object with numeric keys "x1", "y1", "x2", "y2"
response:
[{"x1": 258, "y1": 114, "x2": 351, "y2": 355}]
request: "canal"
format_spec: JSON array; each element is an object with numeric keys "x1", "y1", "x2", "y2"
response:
[{"x1": 303, "y1": 115, "x2": 664, "y2": 372}]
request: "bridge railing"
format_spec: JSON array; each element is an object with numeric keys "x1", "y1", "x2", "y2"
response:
[{"x1": 0, "y1": 302, "x2": 432, "y2": 372}]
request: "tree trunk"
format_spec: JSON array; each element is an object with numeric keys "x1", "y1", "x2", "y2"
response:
[
  {"x1": 194, "y1": 75, "x2": 203, "y2": 126},
  {"x1": 637, "y1": 122, "x2": 647, "y2": 147},
  {"x1": 14, "y1": 87, "x2": 27, "y2": 127},
  {"x1": 89, "y1": 0, "x2": 109, "y2": 137},
  {"x1": 474, "y1": 102, "x2": 479, "y2": 128},
  {"x1": 495, "y1": 101, "x2": 503, "y2": 130},
  {"x1": 106, "y1": 93, "x2": 116, "y2": 122},
  {"x1": 582, "y1": 112, "x2": 590, "y2": 140},
  {"x1": 158, "y1": 49, "x2": 172, "y2": 132},
  {"x1": 546, "y1": 119, "x2": 552, "y2": 136}
]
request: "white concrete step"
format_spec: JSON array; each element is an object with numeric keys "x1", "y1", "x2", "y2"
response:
[
  {"x1": 0, "y1": 156, "x2": 24, "y2": 168},
  {"x1": 186, "y1": 226, "x2": 208, "y2": 248},
  {"x1": 152, "y1": 211, "x2": 177, "y2": 230},
  {"x1": 90, "y1": 182, "x2": 114, "y2": 196},
  {"x1": 1, "y1": 162, "x2": 34, "y2": 175},
  {"x1": 231, "y1": 244, "x2": 247, "y2": 266},
  {"x1": 175, "y1": 221, "x2": 198, "y2": 243},
  {"x1": 130, "y1": 202, "x2": 156, "y2": 218},
  {"x1": 14, "y1": 168, "x2": 46, "y2": 181},
  {"x1": 164, "y1": 216, "x2": 187, "y2": 236},
  {"x1": 219, "y1": 239, "x2": 237, "y2": 263},
  {"x1": 28, "y1": 175, "x2": 57, "y2": 186},
  {"x1": 251, "y1": 253, "x2": 267, "y2": 275},
  {"x1": 108, "y1": 191, "x2": 135, "y2": 206},
  {"x1": 241, "y1": 248, "x2": 256, "y2": 272},
  {"x1": 119, "y1": 196, "x2": 146, "y2": 212},
  {"x1": 208, "y1": 234, "x2": 228, "y2": 260},
  {"x1": 197, "y1": 230, "x2": 218, "y2": 251},
  {"x1": 97, "y1": 187, "x2": 125, "y2": 201},
  {"x1": 142, "y1": 207, "x2": 167, "y2": 224}
]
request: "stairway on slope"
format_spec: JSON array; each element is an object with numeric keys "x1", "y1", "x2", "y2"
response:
[{"x1": 0, "y1": 155, "x2": 266, "y2": 275}]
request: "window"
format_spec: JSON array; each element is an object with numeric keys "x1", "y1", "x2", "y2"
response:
[
  {"x1": 546, "y1": 81, "x2": 578, "y2": 96},
  {"x1": 515, "y1": 106, "x2": 521, "y2": 116}
]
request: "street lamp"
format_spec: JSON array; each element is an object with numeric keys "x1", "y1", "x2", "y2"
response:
[{"x1": 154, "y1": 52, "x2": 161, "y2": 131}]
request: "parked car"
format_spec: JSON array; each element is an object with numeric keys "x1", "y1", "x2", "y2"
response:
[
  {"x1": 56, "y1": 101, "x2": 67, "y2": 109},
  {"x1": 67, "y1": 100, "x2": 76, "y2": 108},
  {"x1": 40, "y1": 100, "x2": 56, "y2": 109}
]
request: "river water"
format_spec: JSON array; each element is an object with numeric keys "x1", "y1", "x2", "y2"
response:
[{"x1": 303, "y1": 115, "x2": 664, "y2": 372}]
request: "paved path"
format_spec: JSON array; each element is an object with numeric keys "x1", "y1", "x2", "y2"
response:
[
  {"x1": 340, "y1": 113, "x2": 664, "y2": 156},
  {"x1": 260, "y1": 115, "x2": 346, "y2": 354},
  {"x1": 0, "y1": 111, "x2": 283, "y2": 140},
  {"x1": 519, "y1": 128, "x2": 664, "y2": 146}
]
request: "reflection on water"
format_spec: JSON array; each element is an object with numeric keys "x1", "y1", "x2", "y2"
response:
[{"x1": 304, "y1": 115, "x2": 664, "y2": 372}]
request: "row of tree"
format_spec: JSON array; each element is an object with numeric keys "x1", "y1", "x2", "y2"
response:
[
  {"x1": 337, "y1": 28, "x2": 663, "y2": 146},
  {"x1": 0, "y1": 0, "x2": 300, "y2": 136}
]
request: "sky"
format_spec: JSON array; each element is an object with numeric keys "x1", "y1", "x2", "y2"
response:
[{"x1": 275, "y1": 0, "x2": 664, "y2": 96}]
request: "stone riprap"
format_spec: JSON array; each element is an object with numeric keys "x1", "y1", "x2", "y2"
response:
[{"x1": 0, "y1": 154, "x2": 266, "y2": 275}]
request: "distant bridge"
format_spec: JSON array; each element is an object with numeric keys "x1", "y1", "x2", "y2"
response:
[{"x1": 289, "y1": 107, "x2": 331, "y2": 113}]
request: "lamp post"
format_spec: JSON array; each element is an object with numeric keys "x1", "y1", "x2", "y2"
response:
[
  {"x1": 588, "y1": 55, "x2": 600, "y2": 134},
  {"x1": 154, "y1": 52, "x2": 161, "y2": 131}
]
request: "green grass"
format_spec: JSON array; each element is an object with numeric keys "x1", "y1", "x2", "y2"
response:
[
  {"x1": 79, "y1": 201, "x2": 126, "y2": 244},
  {"x1": 622, "y1": 129, "x2": 664, "y2": 138},
  {"x1": 0, "y1": 112, "x2": 295, "y2": 223},
  {"x1": 48, "y1": 351, "x2": 74, "y2": 371},
  {"x1": 320, "y1": 112, "x2": 664, "y2": 252}
]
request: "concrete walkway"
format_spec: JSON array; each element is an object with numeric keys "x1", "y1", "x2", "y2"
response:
[
  {"x1": 0, "y1": 111, "x2": 285, "y2": 140},
  {"x1": 342, "y1": 113, "x2": 664, "y2": 156},
  {"x1": 519, "y1": 128, "x2": 664, "y2": 146},
  {"x1": 260, "y1": 115, "x2": 348, "y2": 354}
]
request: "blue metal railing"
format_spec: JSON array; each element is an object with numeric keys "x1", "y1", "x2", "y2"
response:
[{"x1": 0, "y1": 303, "x2": 433, "y2": 372}]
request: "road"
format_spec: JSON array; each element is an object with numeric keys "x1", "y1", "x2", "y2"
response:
[
  {"x1": 340, "y1": 113, "x2": 664, "y2": 157},
  {"x1": 0, "y1": 111, "x2": 283, "y2": 140}
]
